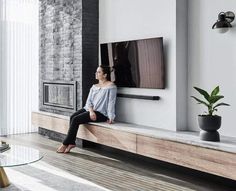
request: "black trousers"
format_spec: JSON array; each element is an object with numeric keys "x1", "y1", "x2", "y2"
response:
[{"x1": 63, "y1": 108, "x2": 108, "y2": 145}]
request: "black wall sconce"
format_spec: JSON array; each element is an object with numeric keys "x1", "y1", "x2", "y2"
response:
[{"x1": 212, "y1": 11, "x2": 235, "y2": 33}]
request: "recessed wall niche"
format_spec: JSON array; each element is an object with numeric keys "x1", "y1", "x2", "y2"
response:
[{"x1": 39, "y1": 0, "x2": 98, "y2": 115}]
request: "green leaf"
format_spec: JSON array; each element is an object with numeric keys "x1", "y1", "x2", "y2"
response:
[
  {"x1": 193, "y1": 87, "x2": 210, "y2": 101},
  {"x1": 211, "y1": 86, "x2": 219, "y2": 96},
  {"x1": 209, "y1": 95, "x2": 224, "y2": 104},
  {"x1": 192, "y1": 86, "x2": 230, "y2": 115},
  {"x1": 213, "y1": 102, "x2": 230, "y2": 110},
  {"x1": 191, "y1": 96, "x2": 209, "y2": 107}
]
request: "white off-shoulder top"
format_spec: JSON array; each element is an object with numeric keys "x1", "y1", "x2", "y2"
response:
[{"x1": 84, "y1": 84, "x2": 117, "y2": 120}]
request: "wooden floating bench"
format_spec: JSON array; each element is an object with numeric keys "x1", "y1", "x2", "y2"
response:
[{"x1": 32, "y1": 111, "x2": 236, "y2": 181}]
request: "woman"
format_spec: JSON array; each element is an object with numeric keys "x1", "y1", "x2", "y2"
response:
[{"x1": 57, "y1": 65, "x2": 117, "y2": 153}]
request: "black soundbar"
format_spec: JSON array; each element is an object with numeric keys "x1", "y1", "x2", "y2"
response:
[{"x1": 117, "y1": 93, "x2": 160, "y2": 100}]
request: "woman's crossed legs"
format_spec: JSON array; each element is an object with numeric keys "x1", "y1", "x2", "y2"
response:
[{"x1": 57, "y1": 108, "x2": 107, "y2": 153}]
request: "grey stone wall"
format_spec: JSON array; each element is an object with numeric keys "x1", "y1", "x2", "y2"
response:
[
  {"x1": 39, "y1": 0, "x2": 98, "y2": 115},
  {"x1": 39, "y1": 127, "x2": 84, "y2": 146}
]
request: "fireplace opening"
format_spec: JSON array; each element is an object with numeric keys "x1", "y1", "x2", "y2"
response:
[{"x1": 42, "y1": 81, "x2": 77, "y2": 112}]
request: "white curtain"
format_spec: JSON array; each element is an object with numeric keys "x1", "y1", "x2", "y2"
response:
[{"x1": 0, "y1": 0, "x2": 39, "y2": 135}]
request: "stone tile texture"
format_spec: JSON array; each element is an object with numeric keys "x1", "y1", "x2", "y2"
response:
[{"x1": 39, "y1": 0, "x2": 98, "y2": 116}]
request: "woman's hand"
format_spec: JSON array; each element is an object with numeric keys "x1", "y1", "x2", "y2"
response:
[
  {"x1": 107, "y1": 119, "x2": 113, "y2": 124},
  {"x1": 89, "y1": 111, "x2": 97, "y2": 121}
]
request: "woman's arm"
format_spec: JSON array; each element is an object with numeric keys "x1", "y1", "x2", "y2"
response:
[
  {"x1": 84, "y1": 86, "x2": 97, "y2": 121},
  {"x1": 85, "y1": 87, "x2": 94, "y2": 109},
  {"x1": 88, "y1": 106, "x2": 97, "y2": 121},
  {"x1": 107, "y1": 87, "x2": 117, "y2": 123}
]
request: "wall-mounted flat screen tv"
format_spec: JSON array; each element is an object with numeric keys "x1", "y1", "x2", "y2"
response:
[{"x1": 100, "y1": 37, "x2": 165, "y2": 89}]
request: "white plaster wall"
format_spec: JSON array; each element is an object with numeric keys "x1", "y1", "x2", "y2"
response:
[
  {"x1": 176, "y1": 0, "x2": 188, "y2": 130},
  {"x1": 99, "y1": 0, "x2": 180, "y2": 130},
  {"x1": 188, "y1": 0, "x2": 236, "y2": 137}
]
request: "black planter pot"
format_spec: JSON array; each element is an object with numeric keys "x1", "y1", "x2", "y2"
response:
[{"x1": 198, "y1": 115, "x2": 221, "y2": 142}]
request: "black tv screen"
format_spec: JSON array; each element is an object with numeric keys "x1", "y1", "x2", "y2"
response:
[{"x1": 100, "y1": 37, "x2": 165, "y2": 89}]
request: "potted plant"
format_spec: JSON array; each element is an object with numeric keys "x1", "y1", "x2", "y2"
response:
[{"x1": 191, "y1": 86, "x2": 230, "y2": 142}]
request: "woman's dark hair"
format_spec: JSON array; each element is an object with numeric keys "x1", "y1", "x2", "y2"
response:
[{"x1": 99, "y1": 65, "x2": 113, "y2": 81}]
